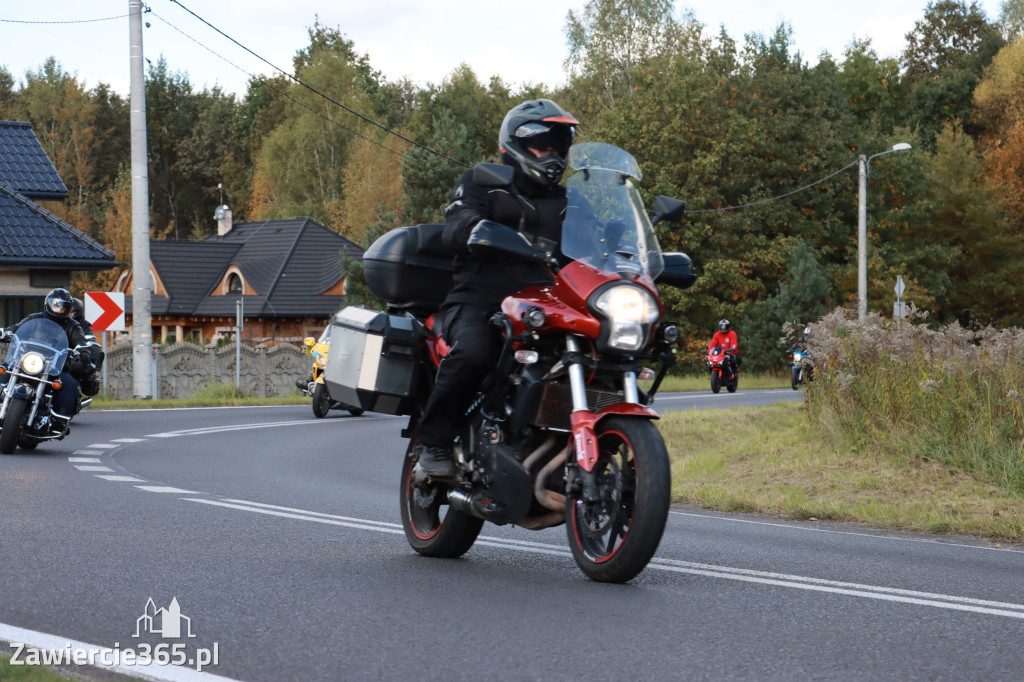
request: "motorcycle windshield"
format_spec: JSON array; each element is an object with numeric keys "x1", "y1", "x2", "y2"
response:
[
  {"x1": 561, "y1": 142, "x2": 664, "y2": 280},
  {"x1": 5, "y1": 318, "x2": 69, "y2": 375}
]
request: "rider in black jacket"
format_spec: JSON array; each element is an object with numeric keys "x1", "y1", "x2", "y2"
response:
[
  {"x1": 414, "y1": 99, "x2": 579, "y2": 479},
  {"x1": 1, "y1": 288, "x2": 91, "y2": 430}
]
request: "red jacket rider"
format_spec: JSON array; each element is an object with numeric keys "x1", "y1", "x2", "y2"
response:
[{"x1": 709, "y1": 319, "x2": 739, "y2": 369}]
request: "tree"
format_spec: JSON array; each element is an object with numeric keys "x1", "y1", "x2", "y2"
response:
[
  {"x1": 901, "y1": 0, "x2": 1004, "y2": 145},
  {"x1": 744, "y1": 240, "x2": 833, "y2": 372},
  {"x1": 999, "y1": 0, "x2": 1024, "y2": 39}
]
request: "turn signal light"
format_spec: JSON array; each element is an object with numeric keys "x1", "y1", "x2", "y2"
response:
[
  {"x1": 0, "y1": 367, "x2": 5, "y2": 376},
  {"x1": 52, "y1": 380, "x2": 62, "y2": 390}
]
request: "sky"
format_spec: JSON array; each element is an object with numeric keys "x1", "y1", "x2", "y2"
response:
[{"x1": 0, "y1": 0, "x2": 1008, "y2": 98}]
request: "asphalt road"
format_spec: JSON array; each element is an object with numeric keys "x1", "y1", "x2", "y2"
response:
[{"x1": 1, "y1": 389, "x2": 1022, "y2": 681}]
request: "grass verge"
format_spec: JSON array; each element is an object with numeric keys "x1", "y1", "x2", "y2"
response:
[
  {"x1": 90, "y1": 382, "x2": 309, "y2": 410},
  {"x1": 0, "y1": 654, "x2": 76, "y2": 681},
  {"x1": 659, "y1": 401, "x2": 1024, "y2": 544}
]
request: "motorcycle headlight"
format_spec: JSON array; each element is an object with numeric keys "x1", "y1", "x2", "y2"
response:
[
  {"x1": 793, "y1": 351, "x2": 803, "y2": 362},
  {"x1": 592, "y1": 285, "x2": 660, "y2": 352},
  {"x1": 21, "y1": 352, "x2": 45, "y2": 376}
]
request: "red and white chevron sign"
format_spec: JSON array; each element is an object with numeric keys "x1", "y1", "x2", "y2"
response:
[{"x1": 84, "y1": 292, "x2": 125, "y2": 331}]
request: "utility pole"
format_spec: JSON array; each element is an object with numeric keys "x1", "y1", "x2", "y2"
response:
[
  {"x1": 857, "y1": 153, "x2": 868, "y2": 323},
  {"x1": 129, "y1": 0, "x2": 152, "y2": 397}
]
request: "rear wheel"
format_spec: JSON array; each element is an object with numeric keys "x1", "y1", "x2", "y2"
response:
[
  {"x1": 311, "y1": 383, "x2": 330, "y2": 418},
  {"x1": 1, "y1": 397, "x2": 29, "y2": 454},
  {"x1": 400, "y1": 443, "x2": 483, "y2": 557},
  {"x1": 727, "y1": 377, "x2": 738, "y2": 393},
  {"x1": 791, "y1": 367, "x2": 801, "y2": 390},
  {"x1": 566, "y1": 417, "x2": 670, "y2": 583},
  {"x1": 346, "y1": 406, "x2": 365, "y2": 416},
  {"x1": 710, "y1": 372, "x2": 721, "y2": 394}
]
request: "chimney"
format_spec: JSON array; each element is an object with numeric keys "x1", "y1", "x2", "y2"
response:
[{"x1": 215, "y1": 204, "x2": 232, "y2": 236}]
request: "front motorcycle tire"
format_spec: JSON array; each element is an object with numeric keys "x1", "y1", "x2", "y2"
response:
[
  {"x1": 0, "y1": 397, "x2": 29, "y2": 454},
  {"x1": 791, "y1": 367, "x2": 801, "y2": 390},
  {"x1": 710, "y1": 372, "x2": 721, "y2": 394},
  {"x1": 311, "y1": 383, "x2": 330, "y2": 418},
  {"x1": 400, "y1": 443, "x2": 483, "y2": 558},
  {"x1": 566, "y1": 416, "x2": 670, "y2": 583}
]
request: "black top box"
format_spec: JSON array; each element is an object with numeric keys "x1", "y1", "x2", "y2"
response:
[{"x1": 362, "y1": 224, "x2": 455, "y2": 309}]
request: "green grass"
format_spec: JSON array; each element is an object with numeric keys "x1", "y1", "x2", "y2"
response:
[
  {"x1": 645, "y1": 372, "x2": 788, "y2": 392},
  {"x1": 659, "y1": 401, "x2": 1024, "y2": 543},
  {"x1": 90, "y1": 382, "x2": 309, "y2": 410},
  {"x1": 0, "y1": 654, "x2": 77, "y2": 681}
]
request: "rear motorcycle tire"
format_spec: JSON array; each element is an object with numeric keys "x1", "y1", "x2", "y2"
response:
[
  {"x1": 311, "y1": 383, "x2": 330, "y2": 419},
  {"x1": 791, "y1": 367, "x2": 801, "y2": 390},
  {"x1": 0, "y1": 397, "x2": 29, "y2": 454},
  {"x1": 566, "y1": 416, "x2": 670, "y2": 583},
  {"x1": 346, "y1": 406, "x2": 365, "y2": 417},
  {"x1": 710, "y1": 372, "x2": 721, "y2": 394},
  {"x1": 17, "y1": 436, "x2": 39, "y2": 450},
  {"x1": 400, "y1": 443, "x2": 483, "y2": 558},
  {"x1": 727, "y1": 377, "x2": 738, "y2": 393}
]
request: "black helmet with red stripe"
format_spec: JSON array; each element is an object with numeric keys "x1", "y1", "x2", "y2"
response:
[{"x1": 499, "y1": 99, "x2": 579, "y2": 188}]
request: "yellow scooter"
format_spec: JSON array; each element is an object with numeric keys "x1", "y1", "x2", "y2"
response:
[{"x1": 301, "y1": 325, "x2": 364, "y2": 418}]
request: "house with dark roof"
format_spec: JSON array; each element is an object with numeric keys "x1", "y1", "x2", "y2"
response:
[
  {"x1": 115, "y1": 213, "x2": 364, "y2": 345},
  {"x1": 0, "y1": 120, "x2": 117, "y2": 326}
]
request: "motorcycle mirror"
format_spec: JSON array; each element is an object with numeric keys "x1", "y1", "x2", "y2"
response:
[
  {"x1": 656, "y1": 252, "x2": 697, "y2": 290},
  {"x1": 473, "y1": 162, "x2": 515, "y2": 188},
  {"x1": 651, "y1": 196, "x2": 686, "y2": 226}
]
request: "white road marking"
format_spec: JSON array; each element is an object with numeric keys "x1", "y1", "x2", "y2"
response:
[
  {"x1": 95, "y1": 475, "x2": 146, "y2": 482},
  {"x1": 186, "y1": 496, "x2": 1024, "y2": 620},
  {"x1": 68, "y1": 457, "x2": 101, "y2": 463},
  {"x1": 74, "y1": 465, "x2": 113, "y2": 472},
  {"x1": 0, "y1": 622, "x2": 239, "y2": 681},
  {"x1": 85, "y1": 443, "x2": 118, "y2": 449},
  {"x1": 136, "y1": 486, "x2": 195, "y2": 494},
  {"x1": 184, "y1": 498, "x2": 404, "y2": 534},
  {"x1": 669, "y1": 510, "x2": 1017, "y2": 552},
  {"x1": 73, "y1": 450, "x2": 104, "y2": 455},
  {"x1": 110, "y1": 437, "x2": 146, "y2": 443},
  {"x1": 155, "y1": 418, "x2": 368, "y2": 438},
  {"x1": 146, "y1": 433, "x2": 182, "y2": 437}
]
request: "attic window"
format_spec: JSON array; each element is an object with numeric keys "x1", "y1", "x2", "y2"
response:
[{"x1": 227, "y1": 272, "x2": 243, "y2": 293}]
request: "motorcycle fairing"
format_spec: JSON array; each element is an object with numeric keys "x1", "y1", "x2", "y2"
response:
[{"x1": 571, "y1": 403, "x2": 659, "y2": 472}]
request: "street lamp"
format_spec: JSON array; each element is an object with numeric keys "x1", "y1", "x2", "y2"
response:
[{"x1": 857, "y1": 142, "x2": 912, "y2": 322}]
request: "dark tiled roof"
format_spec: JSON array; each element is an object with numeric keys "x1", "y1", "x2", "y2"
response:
[
  {"x1": 149, "y1": 217, "x2": 363, "y2": 319},
  {"x1": 0, "y1": 121, "x2": 68, "y2": 200},
  {"x1": 0, "y1": 183, "x2": 117, "y2": 268}
]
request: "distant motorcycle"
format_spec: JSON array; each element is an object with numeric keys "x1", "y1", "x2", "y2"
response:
[
  {"x1": 0, "y1": 319, "x2": 84, "y2": 453},
  {"x1": 707, "y1": 345, "x2": 738, "y2": 394},
  {"x1": 300, "y1": 325, "x2": 364, "y2": 418},
  {"x1": 790, "y1": 347, "x2": 813, "y2": 390}
]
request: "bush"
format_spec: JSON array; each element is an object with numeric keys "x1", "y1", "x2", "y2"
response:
[{"x1": 805, "y1": 307, "x2": 1024, "y2": 493}]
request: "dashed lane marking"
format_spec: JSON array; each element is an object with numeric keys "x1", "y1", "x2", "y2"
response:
[
  {"x1": 68, "y1": 457, "x2": 101, "y2": 463},
  {"x1": 110, "y1": 437, "x2": 147, "y2": 443},
  {"x1": 136, "y1": 486, "x2": 196, "y2": 494},
  {"x1": 74, "y1": 465, "x2": 114, "y2": 472},
  {"x1": 84, "y1": 443, "x2": 118, "y2": 449},
  {"x1": 73, "y1": 450, "x2": 105, "y2": 455},
  {"x1": 95, "y1": 475, "x2": 146, "y2": 482}
]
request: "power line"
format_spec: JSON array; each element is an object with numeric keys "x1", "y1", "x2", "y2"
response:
[
  {"x1": 684, "y1": 159, "x2": 859, "y2": 214},
  {"x1": 0, "y1": 14, "x2": 129, "y2": 24},
  {"x1": 167, "y1": 0, "x2": 470, "y2": 169}
]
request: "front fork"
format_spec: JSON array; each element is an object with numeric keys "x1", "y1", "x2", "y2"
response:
[{"x1": 565, "y1": 336, "x2": 652, "y2": 475}]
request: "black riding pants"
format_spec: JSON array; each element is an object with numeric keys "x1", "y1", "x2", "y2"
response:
[{"x1": 415, "y1": 305, "x2": 500, "y2": 446}]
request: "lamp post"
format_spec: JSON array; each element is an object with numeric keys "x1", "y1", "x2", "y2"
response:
[{"x1": 857, "y1": 142, "x2": 912, "y2": 322}]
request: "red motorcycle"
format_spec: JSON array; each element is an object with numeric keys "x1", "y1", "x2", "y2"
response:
[
  {"x1": 325, "y1": 142, "x2": 696, "y2": 582},
  {"x1": 707, "y1": 345, "x2": 738, "y2": 394}
]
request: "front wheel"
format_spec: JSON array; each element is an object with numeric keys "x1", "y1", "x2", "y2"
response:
[
  {"x1": 566, "y1": 416, "x2": 670, "y2": 583},
  {"x1": 400, "y1": 443, "x2": 483, "y2": 557},
  {"x1": 311, "y1": 382, "x2": 330, "y2": 418},
  {"x1": 791, "y1": 367, "x2": 801, "y2": 390},
  {"x1": 0, "y1": 397, "x2": 29, "y2": 454},
  {"x1": 710, "y1": 371, "x2": 721, "y2": 394}
]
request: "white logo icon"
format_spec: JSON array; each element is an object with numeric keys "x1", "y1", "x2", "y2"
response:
[{"x1": 134, "y1": 597, "x2": 196, "y2": 639}]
